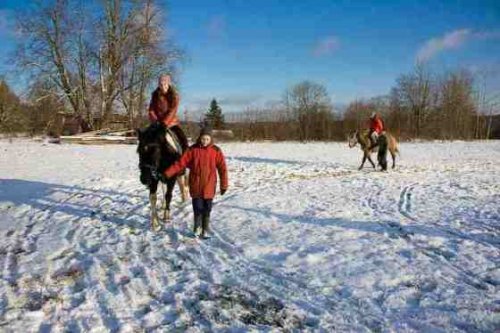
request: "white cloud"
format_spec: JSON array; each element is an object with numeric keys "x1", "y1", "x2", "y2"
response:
[
  {"x1": 313, "y1": 36, "x2": 340, "y2": 57},
  {"x1": 416, "y1": 29, "x2": 500, "y2": 63}
]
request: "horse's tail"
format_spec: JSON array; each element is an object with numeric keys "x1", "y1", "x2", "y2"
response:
[
  {"x1": 387, "y1": 133, "x2": 401, "y2": 156},
  {"x1": 393, "y1": 139, "x2": 401, "y2": 158}
]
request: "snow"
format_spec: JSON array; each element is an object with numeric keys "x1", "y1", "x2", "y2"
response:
[{"x1": 0, "y1": 139, "x2": 499, "y2": 332}]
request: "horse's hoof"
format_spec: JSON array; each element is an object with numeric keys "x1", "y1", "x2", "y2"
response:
[
  {"x1": 151, "y1": 218, "x2": 161, "y2": 232},
  {"x1": 163, "y1": 210, "x2": 171, "y2": 222}
]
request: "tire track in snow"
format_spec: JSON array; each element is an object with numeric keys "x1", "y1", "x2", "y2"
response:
[
  {"x1": 366, "y1": 177, "x2": 496, "y2": 295},
  {"x1": 357, "y1": 176, "x2": 496, "y2": 333},
  {"x1": 398, "y1": 184, "x2": 416, "y2": 221}
]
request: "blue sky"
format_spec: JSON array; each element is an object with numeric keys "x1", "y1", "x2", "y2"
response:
[{"x1": 1, "y1": 0, "x2": 499, "y2": 113}]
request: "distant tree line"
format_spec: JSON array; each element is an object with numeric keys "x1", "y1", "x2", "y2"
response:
[
  {"x1": 339, "y1": 65, "x2": 497, "y2": 140},
  {"x1": 226, "y1": 81, "x2": 343, "y2": 141},
  {"x1": 226, "y1": 66, "x2": 499, "y2": 141}
]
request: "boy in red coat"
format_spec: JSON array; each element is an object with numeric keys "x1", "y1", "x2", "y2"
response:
[
  {"x1": 368, "y1": 112, "x2": 384, "y2": 149},
  {"x1": 163, "y1": 127, "x2": 228, "y2": 238}
]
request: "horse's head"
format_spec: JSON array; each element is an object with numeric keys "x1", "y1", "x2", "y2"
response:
[
  {"x1": 136, "y1": 123, "x2": 166, "y2": 186},
  {"x1": 347, "y1": 130, "x2": 358, "y2": 148}
]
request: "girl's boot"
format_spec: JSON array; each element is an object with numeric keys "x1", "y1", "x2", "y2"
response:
[
  {"x1": 201, "y1": 214, "x2": 211, "y2": 239},
  {"x1": 194, "y1": 214, "x2": 202, "y2": 237}
]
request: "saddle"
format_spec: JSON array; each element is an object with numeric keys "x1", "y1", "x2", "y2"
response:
[{"x1": 165, "y1": 128, "x2": 183, "y2": 154}]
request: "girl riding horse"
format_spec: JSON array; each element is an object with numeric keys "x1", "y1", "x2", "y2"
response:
[{"x1": 148, "y1": 73, "x2": 189, "y2": 202}]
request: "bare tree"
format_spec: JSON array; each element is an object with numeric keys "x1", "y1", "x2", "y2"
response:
[
  {"x1": 118, "y1": 0, "x2": 181, "y2": 129},
  {"x1": 26, "y1": 78, "x2": 66, "y2": 134},
  {"x1": 484, "y1": 94, "x2": 500, "y2": 139},
  {"x1": 15, "y1": 0, "x2": 86, "y2": 116},
  {"x1": 395, "y1": 64, "x2": 433, "y2": 138},
  {"x1": 437, "y1": 70, "x2": 476, "y2": 139},
  {"x1": 15, "y1": 0, "x2": 180, "y2": 130},
  {"x1": 283, "y1": 81, "x2": 332, "y2": 141}
]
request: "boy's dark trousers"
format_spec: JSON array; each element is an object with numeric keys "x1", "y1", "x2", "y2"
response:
[{"x1": 192, "y1": 198, "x2": 213, "y2": 237}]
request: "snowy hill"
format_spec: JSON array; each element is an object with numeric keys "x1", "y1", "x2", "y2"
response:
[{"x1": 0, "y1": 140, "x2": 499, "y2": 332}]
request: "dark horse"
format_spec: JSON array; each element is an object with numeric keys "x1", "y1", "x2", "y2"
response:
[{"x1": 137, "y1": 122, "x2": 188, "y2": 231}]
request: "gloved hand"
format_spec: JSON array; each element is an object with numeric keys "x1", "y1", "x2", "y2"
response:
[
  {"x1": 220, "y1": 188, "x2": 227, "y2": 196},
  {"x1": 151, "y1": 169, "x2": 167, "y2": 182}
]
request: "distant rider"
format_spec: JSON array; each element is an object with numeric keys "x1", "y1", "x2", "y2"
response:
[{"x1": 368, "y1": 112, "x2": 384, "y2": 149}]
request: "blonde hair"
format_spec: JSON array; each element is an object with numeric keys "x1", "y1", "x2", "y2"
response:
[{"x1": 158, "y1": 74, "x2": 171, "y2": 85}]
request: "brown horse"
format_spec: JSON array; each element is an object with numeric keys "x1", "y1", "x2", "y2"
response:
[{"x1": 348, "y1": 129, "x2": 399, "y2": 170}]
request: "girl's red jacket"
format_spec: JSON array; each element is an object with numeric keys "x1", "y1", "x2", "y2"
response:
[{"x1": 165, "y1": 143, "x2": 228, "y2": 199}]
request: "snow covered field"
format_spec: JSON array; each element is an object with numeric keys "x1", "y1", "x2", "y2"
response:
[{"x1": 0, "y1": 139, "x2": 499, "y2": 332}]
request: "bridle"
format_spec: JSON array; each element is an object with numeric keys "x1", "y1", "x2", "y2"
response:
[{"x1": 138, "y1": 142, "x2": 161, "y2": 172}]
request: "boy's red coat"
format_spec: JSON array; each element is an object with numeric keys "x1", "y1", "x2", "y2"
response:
[
  {"x1": 165, "y1": 143, "x2": 228, "y2": 199},
  {"x1": 370, "y1": 117, "x2": 384, "y2": 134}
]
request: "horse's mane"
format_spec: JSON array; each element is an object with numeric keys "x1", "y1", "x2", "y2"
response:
[{"x1": 137, "y1": 122, "x2": 165, "y2": 146}]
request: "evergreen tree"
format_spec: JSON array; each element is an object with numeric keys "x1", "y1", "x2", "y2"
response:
[{"x1": 204, "y1": 98, "x2": 225, "y2": 129}]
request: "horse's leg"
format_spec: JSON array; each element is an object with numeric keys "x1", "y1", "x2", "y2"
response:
[
  {"x1": 177, "y1": 175, "x2": 189, "y2": 202},
  {"x1": 390, "y1": 148, "x2": 396, "y2": 169},
  {"x1": 359, "y1": 152, "x2": 367, "y2": 170},
  {"x1": 163, "y1": 178, "x2": 176, "y2": 222},
  {"x1": 149, "y1": 181, "x2": 160, "y2": 231},
  {"x1": 367, "y1": 153, "x2": 376, "y2": 169}
]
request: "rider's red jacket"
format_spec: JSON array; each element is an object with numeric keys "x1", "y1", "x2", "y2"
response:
[
  {"x1": 148, "y1": 88, "x2": 180, "y2": 128},
  {"x1": 164, "y1": 142, "x2": 228, "y2": 199},
  {"x1": 370, "y1": 117, "x2": 384, "y2": 134}
]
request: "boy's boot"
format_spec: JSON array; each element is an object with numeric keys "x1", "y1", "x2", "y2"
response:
[
  {"x1": 201, "y1": 214, "x2": 211, "y2": 239},
  {"x1": 193, "y1": 214, "x2": 202, "y2": 237}
]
